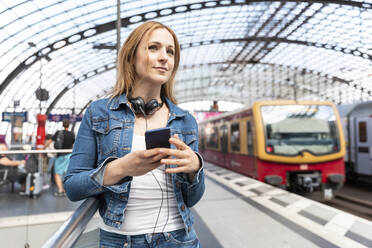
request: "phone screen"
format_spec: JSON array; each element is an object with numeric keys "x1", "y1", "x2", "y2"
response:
[{"x1": 145, "y1": 127, "x2": 171, "y2": 149}]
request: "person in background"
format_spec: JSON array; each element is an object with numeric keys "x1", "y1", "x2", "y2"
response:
[
  {"x1": 44, "y1": 134, "x2": 56, "y2": 172},
  {"x1": 0, "y1": 143, "x2": 27, "y2": 192},
  {"x1": 64, "y1": 21, "x2": 205, "y2": 247},
  {"x1": 52, "y1": 119, "x2": 75, "y2": 197}
]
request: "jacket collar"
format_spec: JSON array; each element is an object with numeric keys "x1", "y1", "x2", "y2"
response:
[
  {"x1": 165, "y1": 97, "x2": 188, "y2": 118},
  {"x1": 109, "y1": 94, "x2": 128, "y2": 110},
  {"x1": 109, "y1": 93, "x2": 188, "y2": 118}
]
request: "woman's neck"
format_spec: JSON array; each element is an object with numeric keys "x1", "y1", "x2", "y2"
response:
[{"x1": 131, "y1": 85, "x2": 162, "y2": 103}]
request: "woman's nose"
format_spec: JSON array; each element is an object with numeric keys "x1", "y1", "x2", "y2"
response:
[{"x1": 158, "y1": 49, "x2": 168, "y2": 61}]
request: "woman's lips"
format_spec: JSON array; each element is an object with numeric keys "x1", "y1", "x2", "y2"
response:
[{"x1": 154, "y1": 67, "x2": 168, "y2": 72}]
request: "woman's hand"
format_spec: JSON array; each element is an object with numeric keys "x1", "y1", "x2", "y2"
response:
[
  {"x1": 103, "y1": 148, "x2": 167, "y2": 185},
  {"x1": 121, "y1": 149, "x2": 168, "y2": 176},
  {"x1": 159, "y1": 134, "x2": 200, "y2": 181}
]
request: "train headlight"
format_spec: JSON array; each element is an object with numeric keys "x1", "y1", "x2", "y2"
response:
[{"x1": 266, "y1": 145, "x2": 274, "y2": 153}]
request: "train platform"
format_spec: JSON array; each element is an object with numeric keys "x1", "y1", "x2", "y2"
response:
[
  {"x1": 198, "y1": 162, "x2": 372, "y2": 248},
  {"x1": 1, "y1": 163, "x2": 372, "y2": 248}
]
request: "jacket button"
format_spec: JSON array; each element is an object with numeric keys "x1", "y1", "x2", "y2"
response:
[
  {"x1": 176, "y1": 182, "x2": 181, "y2": 188},
  {"x1": 181, "y1": 205, "x2": 185, "y2": 211}
]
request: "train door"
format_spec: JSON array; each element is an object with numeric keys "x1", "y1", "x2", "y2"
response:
[
  {"x1": 220, "y1": 124, "x2": 228, "y2": 166},
  {"x1": 246, "y1": 120, "x2": 256, "y2": 177},
  {"x1": 355, "y1": 118, "x2": 372, "y2": 175}
]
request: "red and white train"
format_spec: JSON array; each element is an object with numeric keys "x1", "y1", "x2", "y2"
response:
[{"x1": 199, "y1": 100, "x2": 346, "y2": 201}]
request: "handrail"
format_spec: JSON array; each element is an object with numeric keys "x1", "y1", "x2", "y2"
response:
[
  {"x1": 0, "y1": 149, "x2": 73, "y2": 155},
  {"x1": 42, "y1": 197, "x2": 101, "y2": 248}
]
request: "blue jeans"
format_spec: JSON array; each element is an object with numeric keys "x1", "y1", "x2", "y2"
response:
[
  {"x1": 47, "y1": 157, "x2": 55, "y2": 172},
  {"x1": 99, "y1": 228, "x2": 201, "y2": 248}
]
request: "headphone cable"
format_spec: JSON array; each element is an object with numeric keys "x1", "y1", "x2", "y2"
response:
[
  {"x1": 150, "y1": 170, "x2": 164, "y2": 245},
  {"x1": 161, "y1": 165, "x2": 170, "y2": 234}
]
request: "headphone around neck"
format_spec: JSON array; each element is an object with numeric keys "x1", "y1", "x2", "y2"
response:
[{"x1": 128, "y1": 96, "x2": 164, "y2": 117}]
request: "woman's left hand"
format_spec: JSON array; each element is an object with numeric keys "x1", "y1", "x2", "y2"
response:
[{"x1": 159, "y1": 134, "x2": 200, "y2": 175}]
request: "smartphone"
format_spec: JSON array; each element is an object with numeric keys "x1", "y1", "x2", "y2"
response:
[{"x1": 145, "y1": 127, "x2": 171, "y2": 149}]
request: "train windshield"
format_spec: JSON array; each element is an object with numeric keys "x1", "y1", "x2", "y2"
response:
[{"x1": 261, "y1": 105, "x2": 340, "y2": 156}]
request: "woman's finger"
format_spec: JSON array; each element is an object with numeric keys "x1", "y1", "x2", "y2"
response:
[
  {"x1": 161, "y1": 158, "x2": 187, "y2": 166},
  {"x1": 158, "y1": 148, "x2": 186, "y2": 158},
  {"x1": 165, "y1": 166, "x2": 187, "y2": 174},
  {"x1": 169, "y1": 136, "x2": 188, "y2": 151},
  {"x1": 142, "y1": 148, "x2": 162, "y2": 158},
  {"x1": 151, "y1": 153, "x2": 169, "y2": 163}
]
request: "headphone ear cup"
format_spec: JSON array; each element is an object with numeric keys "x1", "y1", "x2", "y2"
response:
[
  {"x1": 145, "y1": 99, "x2": 161, "y2": 115},
  {"x1": 130, "y1": 97, "x2": 146, "y2": 115}
]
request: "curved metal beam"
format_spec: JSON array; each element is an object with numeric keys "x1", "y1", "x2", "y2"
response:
[
  {"x1": 181, "y1": 61, "x2": 369, "y2": 94},
  {"x1": 181, "y1": 37, "x2": 372, "y2": 62},
  {"x1": 177, "y1": 61, "x2": 372, "y2": 104},
  {"x1": 45, "y1": 64, "x2": 116, "y2": 114},
  {"x1": 1, "y1": 0, "x2": 371, "y2": 95}
]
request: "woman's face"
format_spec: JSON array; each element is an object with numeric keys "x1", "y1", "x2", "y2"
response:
[{"x1": 134, "y1": 28, "x2": 175, "y2": 86}]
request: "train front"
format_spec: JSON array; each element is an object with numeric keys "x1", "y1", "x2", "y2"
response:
[{"x1": 254, "y1": 101, "x2": 345, "y2": 201}]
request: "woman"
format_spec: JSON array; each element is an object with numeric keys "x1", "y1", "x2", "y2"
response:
[
  {"x1": 64, "y1": 21, "x2": 205, "y2": 248},
  {"x1": 0, "y1": 143, "x2": 27, "y2": 191}
]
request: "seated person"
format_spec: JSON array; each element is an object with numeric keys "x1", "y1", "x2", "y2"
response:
[{"x1": 0, "y1": 143, "x2": 27, "y2": 191}]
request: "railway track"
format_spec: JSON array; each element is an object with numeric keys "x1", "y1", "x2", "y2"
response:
[
  {"x1": 301, "y1": 182, "x2": 372, "y2": 222},
  {"x1": 326, "y1": 185, "x2": 372, "y2": 222}
]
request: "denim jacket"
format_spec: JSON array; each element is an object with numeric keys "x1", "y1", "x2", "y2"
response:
[{"x1": 64, "y1": 94, "x2": 205, "y2": 234}]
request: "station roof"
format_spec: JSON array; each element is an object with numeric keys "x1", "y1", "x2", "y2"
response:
[{"x1": 0, "y1": 0, "x2": 371, "y2": 133}]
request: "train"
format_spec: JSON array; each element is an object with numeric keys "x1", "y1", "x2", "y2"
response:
[
  {"x1": 198, "y1": 100, "x2": 346, "y2": 201},
  {"x1": 338, "y1": 101, "x2": 372, "y2": 183}
]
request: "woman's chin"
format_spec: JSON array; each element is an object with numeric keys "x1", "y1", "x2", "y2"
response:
[{"x1": 149, "y1": 76, "x2": 170, "y2": 86}]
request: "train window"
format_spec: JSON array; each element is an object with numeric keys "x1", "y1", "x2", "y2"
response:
[
  {"x1": 199, "y1": 127, "x2": 205, "y2": 150},
  {"x1": 206, "y1": 125, "x2": 219, "y2": 149},
  {"x1": 359, "y1": 122, "x2": 367, "y2": 142},
  {"x1": 247, "y1": 121, "x2": 253, "y2": 155},
  {"x1": 220, "y1": 125, "x2": 228, "y2": 153},
  {"x1": 260, "y1": 104, "x2": 341, "y2": 156},
  {"x1": 230, "y1": 123, "x2": 240, "y2": 152}
]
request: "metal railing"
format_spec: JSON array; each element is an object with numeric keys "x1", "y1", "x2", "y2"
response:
[
  {"x1": 0, "y1": 149, "x2": 72, "y2": 173},
  {"x1": 0, "y1": 149, "x2": 73, "y2": 155},
  {"x1": 42, "y1": 197, "x2": 100, "y2": 248},
  {"x1": 1, "y1": 149, "x2": 100, "y2": 247}
]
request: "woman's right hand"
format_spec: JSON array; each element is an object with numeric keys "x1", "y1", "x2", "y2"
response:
[
  {"x1": 120, "y1": 149, "x2": 168, "y2": 176},
  {"x1": 103, "y1": 148, "x2": 167, "y2": 185}
]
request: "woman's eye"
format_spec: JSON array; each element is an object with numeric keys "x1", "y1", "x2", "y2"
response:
[
  {"x1": 167, "y1": 49, "x2": 174, "y2": 55},
  {"x1": 148, "y1": 45, "x2": 157, "y2": 50}
]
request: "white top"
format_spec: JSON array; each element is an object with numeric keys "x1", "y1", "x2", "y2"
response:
[{"x1": 99, "y1": 134, "x2": 184, "y2": 235}]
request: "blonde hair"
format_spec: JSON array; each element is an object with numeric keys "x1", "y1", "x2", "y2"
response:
[{"x1": 111, "y1": 21, "x2": 180, "y2": 104}]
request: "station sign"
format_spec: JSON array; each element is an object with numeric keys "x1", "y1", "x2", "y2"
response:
[
  {"x1": 2, "y1": 111, "x2": 28, "y2": 122},
  {"x1": 47, "y1": 114, "x2": 83, "y2": 122}
]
